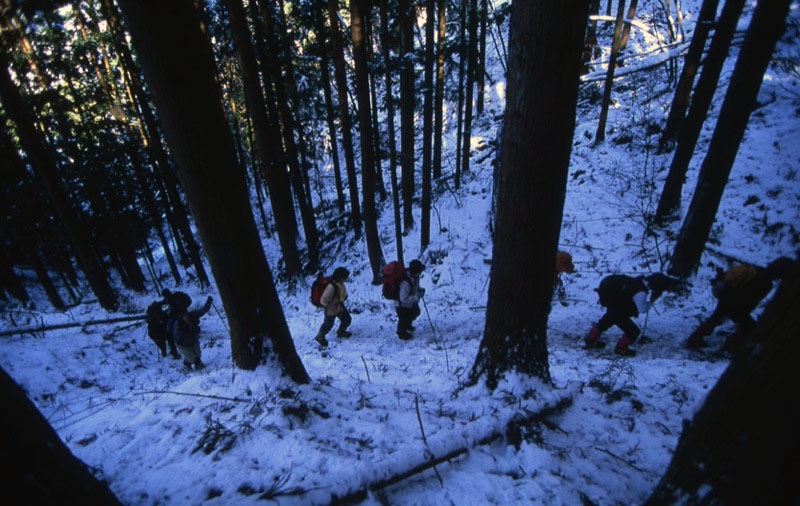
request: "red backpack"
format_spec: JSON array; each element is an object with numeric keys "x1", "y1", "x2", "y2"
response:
[
  {"x1": 310, "y1": 276, "x2": 332, "y2": 307},
  {"x1": 381, "y1": 262, "x2": 405, "y2": 300}
]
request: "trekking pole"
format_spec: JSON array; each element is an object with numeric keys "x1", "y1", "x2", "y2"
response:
[
  {"x1": 421, "y1": 295, "x2": 449, "y2": 372},
  {"x1": 211, "y1": 300, "x2": 230, "y2": 335}
]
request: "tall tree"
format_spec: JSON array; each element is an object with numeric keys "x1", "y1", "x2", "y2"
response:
[
  {"x1": 351, "y1": 0, "x2": 386, "y2": 283},
  {"x1": 581, "y1": 0, "x2": 601, "y2": 74},
  {"x1": 420, "y1": 0, "x2": 435, "y2": 251},
  {"x1": 594, "y1": 0, "x2": 626, "y2": 143},
  {"x1": 328, "y1": 0, "x2": 363, "y2": 237},
  {"x1": 117, "y1": 0, "x2": 309, "y2": 381},
  {"x1": 646, "y1": 258, "x2": 799, "y2": 505},
  {"x1": 659, "y1": 0, "x2": 720, "y2": 150},
  {"x1": 469, "y1": 1, "x2": 589, "y2": 388},
  {"x1": 476, "y1": 0, "x2": 487, "y2": 115},
  {"x1": 454, "y1": 0, "x2": 467, "y2": 187},
  {"x1": 0, "y1": 48, "x2": 118, "y2": 311},
  {"x1": 459, "y1": 0, "x2": 479, "y2": 180},
  {"x1": 655, "y1": 0, "x2": 745, "y2": 220},
  {"x1": 432, "y1": 0, "x2": 446, "y2": 180},
  {"x1": 223, "y1": 0, "x2": 302, "y2": 279},
  {"x1": 399, "y1": 0, "x2": 415, "y2": 232},
  {"x1": 668, "y1": 0, "x2": 792, "y2": 278},
  {"x1": 379, "y1": 0, "x2": 404, "y2": 264}
]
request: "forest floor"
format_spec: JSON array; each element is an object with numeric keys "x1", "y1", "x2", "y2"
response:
[{"x1": 2, "y1": 1, "x2": 800, "y2": 504}]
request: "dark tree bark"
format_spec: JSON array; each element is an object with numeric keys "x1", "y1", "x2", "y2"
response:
[
  {"x1": 1, "y1": 366, "x2": 123, "y2": 504},
  {"x1": 454, "y1": 0, "x2": 467, "y2": 186},
  {"x1": 316, "y1": 8, "x2": 346, "y2": 213},
  {"x1": 379, "y1": 0, "x2": 404, "y2": 265},
  {"x1": 328, "y1": 0, "x2": 363, "y2": 237},
  {"x1": 655, "y1": 0, "x2": 745, "y2": 220},
  {"x1": 0, "y1": 245, "x2": 30, "y2": 304},
  {"x1": 594, "y1": 0, "x2": 626, "y2": 143},
  {"x1": 0, "y1": 50, "x2": 119, "y2": 312},
  {"x1": 420, "y1": 0, "x2": 435, "y2": 251},
  {"x1": 647, "y1": 258, "x2": 800, "y2": 505},
  {"x1": 117, "y1": 0, "x2": 309, "y2": 381},
  {"x1": 366, "y1": 14, "x2": 387, "y2": 202},
  {"x1": 399, "y1": 0, "x2": 416, "y2": 232},
  {"x1": 31, "y1": 245, "x2": 66, "y2": 311},
  {"x1": 224, "y1": 0, "x2": 301, "y2": 279},
  {"x1": 668, "y1": 0, "x2": 792, "y2": 278},
  {"x1": 351, "y1": 0, "x2": 386, "y2": 284},
  {"x1": 432, "y1": 0, "x2": 446, "y2": 180},
  {"x1": 469, "y1": 1, "x2": 589, "y2": 388},
  {"x1": 659, "y1": 0, "x2": 720, "y2": 151},
  {"x1": 459, "y1": 0, "x2": 478, "y2": 180},
  {"x1": 476, "y1": 0, "x2": 487, "y2": 115},
  {"x1": 581, "y1": 0, "x2": 601, "y2": 74}
]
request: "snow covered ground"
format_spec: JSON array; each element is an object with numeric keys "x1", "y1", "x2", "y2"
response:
[{"x1": 2, "y1": 1, "x2": 799, "y2": 504}]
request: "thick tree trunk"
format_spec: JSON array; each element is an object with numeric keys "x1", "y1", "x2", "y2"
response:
[
  {"x1": 432, "y1": 0, "x2": 446, "y2": 180},
  {"x1": 1, "y1": 366, "x2": 123, "y2": 504},
  {"x1": 0, "y1": 51, "x2": 118, "y2": 312},
  {"x1": 225, "y1": 0, "x2": 301, "y2": 279},
  {"x1": 32, "y1": 246, "x2": 66, "y2": 311},
  {"x1": 659, "y1": 0, "x2": 720, "y2": 151},
  {"x1": 420, "y1": 0, "x2": 435, "y2": 251},
  {"x1": 470, "y1": 1, "x2": 589, "y2": 389},
  {"x1": 117, "y1": 0, "x2": 309, "y2": 381},
  {"x1": 379, "y1": 0, "x2": 404, "y2": 265},
  {"x1": 328, "y1": 0, "x2": 363, "y2": 237},
  {"x1": 647, "y1": 258, "x2": 799, "y2": 505},
  {"x1": 366, "y1": 14, "x2": 387, "y2": 202},
  {"x1": 618, "y1": 0, "x2": 639, "y2": 50},
  {"x1": 594, "y1": 0, "x2": 626, "y2": 143},
  {"x1": 668, "y1": 0, "x2": 791, "y2": 278},
  {"x1": 351, "y1": 0, "x2": 387, "y2": 283},
  {"x1": 399, "y1": 0, "x2": 416, "y2": 232},
  {"x1": 655, "y1": 0, "x2": 744, "y2": 220}
]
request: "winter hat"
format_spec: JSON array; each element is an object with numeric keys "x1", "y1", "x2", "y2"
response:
[
  {"x1": 764, "y1": 257, "x2": 794, "y2": 281},
  {"x1": 332, "y1": 267, "x2": 350, "y2": 281},
  {"x1": 408, "y1": 259, "x2": 425, "y2": 275}
]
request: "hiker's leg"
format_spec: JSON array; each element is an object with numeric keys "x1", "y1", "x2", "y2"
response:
[
  {"x1": 318, "y1": 315, "x2": 336, "y2": 337},
  {"x1": 337, "y1": 306, "x2": 352, "y2": 331}
]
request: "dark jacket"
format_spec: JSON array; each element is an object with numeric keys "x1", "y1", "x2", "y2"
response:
[{"x1": 597, "y1": 275, "x2": 648, "y2": 317}]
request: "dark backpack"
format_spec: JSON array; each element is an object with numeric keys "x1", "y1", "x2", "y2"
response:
[
  {"x1": 310, "y1": 276, "x2": 333, "y2": 307},
  {"x1": 381, "y1": 262, "x2": 405, "y2": 300},
  {"x1": 597, "y1": 275, "x2": 646, "y2": 313},
  {"x1": 171, "y1": 317, "x2": 198, "y2": 347}
]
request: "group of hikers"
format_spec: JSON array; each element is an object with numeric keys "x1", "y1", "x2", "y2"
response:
[{"x1": 146, "y1": 252, "x2": 794, "y2": 370}]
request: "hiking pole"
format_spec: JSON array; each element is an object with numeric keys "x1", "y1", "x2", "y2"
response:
[
  {"x1": 211, "y1": 300, "x2": 230, "y2": 335},
  {"x1": 421, "y1": 295, "x2": 449, "y2": 372}
]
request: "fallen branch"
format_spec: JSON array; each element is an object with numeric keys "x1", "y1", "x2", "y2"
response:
[
  {"x1": 138, "y1": 390, "x2": 251, "y2": 403},
  {"x1": 0, "y1": 315, "x2": 147, "y2": 338},
  {"x1": 331, "y1": 394, "x2": 573, "y2": 504}
]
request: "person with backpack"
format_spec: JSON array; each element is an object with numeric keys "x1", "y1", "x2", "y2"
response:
[
  {"x1": 171, "y1": 296, "x2": 213, "y2": 370},
  {"x1": 313, "y1": 267, "x2": 352, "y2": 347},
  {"x1": 686, "y1": 257, "x2": 793, "y2": 351},
  {"x1": 161, "y1": 288, "x2": 192, "y2": 319},
  {"x1": 145, "y1": 301, "x2": 180, "y2": 359},
  {"x1": 394, "y1": 260, "x2": 425, "y2": 340},
  {"x1": 584, "y1": 272, "x2": 680, "y2": 356}
]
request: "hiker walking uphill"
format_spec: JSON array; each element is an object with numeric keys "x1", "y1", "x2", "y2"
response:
[
  {"x1": 686, "y1": 257, "x2": 794, "y2": 352},
  {"x1": 171, "y1": 296, "x2": 213, "y2": 370},
  {"x1": 384, "y1": 260, "x2": 426, "y2": 340},
  {"x1": 145, "y1": 302, "x2": 180, "y2": 359},
  {"x1": 585, "y1": 273, "x2": 681, "y2": 356},
  {"x1": 311, "y1": 267, "x2": 352, "y2": 348}
]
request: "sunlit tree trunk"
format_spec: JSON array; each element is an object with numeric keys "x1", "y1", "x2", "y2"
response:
[
  {"x1": 594, "y1": 0, "x2": 626, "y2": 143},
  {"x1": 432, "y1": 0, "x2": 446, "y2": 180}
]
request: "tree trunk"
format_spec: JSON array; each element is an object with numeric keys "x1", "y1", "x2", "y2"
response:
[
  {"x1": 0, "y1": 246, "x2": 30, "y2": 304},
  {"x1": 668, "y1": 0, "x2": 791, "y2": 278},
  {"x1": 655, "y1": 0, "x2": 744, "y2": 220},
  {"x1": 581, "y1": 0, "x2": 601, "y2": 74},
  {"x1": 618, "y1": 0, "x2": 639, "y2": 50},
  {"x1": 117, "y1": 0, "x2": 309, "y2": 381},
  {"x1": 469, "y1": 1, "x2": 589, "y2": 389},
  {"x1": 647, "y1": 258, "x2": 799, "y2": 504},
  {"x1": 476, "y1": 0, "x2": 487, "y2": 115},
  {"x1": 32, "y1": 245, "x2": 66, "y2": 311},
  {"x1": 432, "y1": 0, "x2": 446, "y2": 180},
  {"x1": 366, "y1": 13, "x2": 387, "y2": 202},
  {"x1": 454, "y1": 0, "x2": 467, "y2": 188},
  {"x1": 0, "y1": 50, "x2": 118, "y2": 312},
  {"x1": 658, "y1": 0, "x2": 720, "y2": 151},
  {"x1": 316, "y1": 8, "x2": 346, "y2": 213},
  {"x1": 594, "y1": 0, "x2": 626, "y2": 143},
  {"x1": 460, "y1": 0, "x2": 479, "y2": 177},
  {"x1": 225, "y1": 0, "x2": 301, "y2": 279},
  {"x1": 351, "y1": 0, "x2": 387, "y2": 284},
  {"x1": 328, "y1": 0, "x2": 363, "y2": 237},
  {"x1": 420, "y1": 0, "x2": 435, "y2": 251},
  {"x1": 1, "y1": 366, "x2": 123, "y2": 504},
  {"x1": 379, "y1": 0, "x2": 404, "y2": 265},
  {"x1": 399, "y1": 0, "x2": 416, "y2": 232}
]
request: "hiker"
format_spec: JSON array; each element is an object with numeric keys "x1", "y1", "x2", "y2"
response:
[
  {"x1": 313, "y1": 267, "x2": 352, "y2": 347},
  {"x1": 395, "y1": 259, "x2": 426, "y2": 340},
  {"x1": 161, "y1": 288, "x2": 191, "y2": 319},
  {"x1": 584, "y1": 272, "x2": 681, "y2": 356},
  {"x1": 553, "y1": 251, "x2": 575, "y2": 305},
  {"x1": 145, "y1": 301, "x2": 180, "y2": 359},
  {"x1": 686, "y1": 257, "x2": 793, "y2": 352},
  {"x1": 171, "y1": 296, "x2": 213, "y2": 370}
]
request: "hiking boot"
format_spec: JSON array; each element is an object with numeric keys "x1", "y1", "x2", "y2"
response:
[
  {"x1": 614, "y1": 346, "x2": 636, "y2": 357},
  {"x1": 337, "y1": 329, "x2": 352, "y2": 338},
  {"x1": 171, "y1": 352, "x2": 181, "y2": 360},
  {"x1": 584, "y1": 324, "x2": 602, "y2": 348},
  {"x1": 194, "y1": 359, "x2": 205, "y2": 370},
  {"x1": 398, "y1": 331, "x2": 412, "y2": 341},
  {"x1": 685, "y1": 336, "x2": 708, "y2": 349},
  {"x1": 183, "y1": 361, "x2": 193, "y2": 370},
  {"x1": 314, "y1": 333, "x2": 329, "y2": 347},
  {"x1": 407, "y1": 325, "x2": 416, "y2": 331},
  {"x1": 584, "y1": 339, "x2": 606, "y2": 349}
]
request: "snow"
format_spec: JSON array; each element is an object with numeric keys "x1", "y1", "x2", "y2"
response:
[{"x1": 2, "y1": 1, "x2": 799, "y2": 504}]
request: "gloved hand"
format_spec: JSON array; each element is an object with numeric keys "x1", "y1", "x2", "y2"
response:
[
  {"x1": 649, "y1": 289, "x2": 663, "y2": 303},
  {"x1": 417, "y1": 287, "x2": 426, "y2": 298}
]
